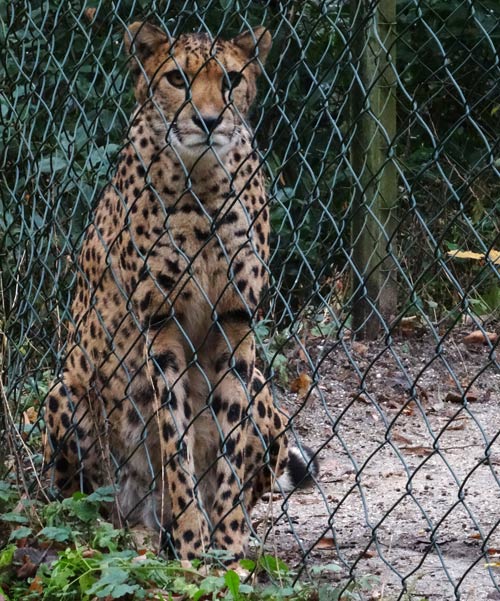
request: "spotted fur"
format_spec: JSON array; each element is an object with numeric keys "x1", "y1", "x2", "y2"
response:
[{"x1": 45, "y1": 22, "x2": 317, "y2": 563}]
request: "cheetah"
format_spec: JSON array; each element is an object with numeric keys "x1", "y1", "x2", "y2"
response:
[{"x1": 45, "y1": 21, "x2": 318, "y2": 563}]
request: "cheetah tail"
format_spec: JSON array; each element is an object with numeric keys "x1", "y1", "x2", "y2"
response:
[{"x1": 275, "y1": 445, "x2": 320, "y2": 493}]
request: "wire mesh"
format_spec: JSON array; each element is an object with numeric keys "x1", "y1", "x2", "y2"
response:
[{"x1": 1, "y1": 0, "x2": 499, "y2": 598}]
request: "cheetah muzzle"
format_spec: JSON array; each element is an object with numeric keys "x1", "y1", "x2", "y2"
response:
[{"x1": 45, "y1": 21, "x2": 319, "y2": 565}]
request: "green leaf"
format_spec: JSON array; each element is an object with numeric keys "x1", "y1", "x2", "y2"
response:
[
  {"x1": 197, "y1": 575, "x2": 226, "y2": 595},
  {"x1": 86, "y1": 567, "x2": 138, "y2": 598},
  {"x1": 0, "y1": 512, "x2": 28, "y2": 523},
  {"x1": 224, "y1": 570, "x2": 240, "y2": 600},
  {"x1": 37, "y1": 155, "x2": 68, "y2": 174},
  {"x1": 239, "y1": 558, "x2": 255, "y2": 572},
  {"x1": 40, "y1": 526, "x2": 73, "y2": 542},
  {"x1": 260, "y1": 554, "x2": 290, "y2": 577},
  {"x1": 0, "y1": 481, "x2": 14, "y2": 503},
  {"x1": 92, "y1": 523, "x2": 123, "y2": 551},
  {"x1": 9, "y1": 526, "x2": 32, "y2": 541},
  {"x1": 0, "y1": 545, "x2": 16, "y2": 568},
  {"x1": 62, "y1": 496, "x2": 99, "y2": 522},
  {"x1": 87, "y1": 485, "x2": 116, "y2": 503},
  {"x1": 309, "y1": 563, "x2": 342, "y2": 575}
]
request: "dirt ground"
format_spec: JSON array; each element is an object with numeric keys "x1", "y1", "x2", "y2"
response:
[{"x1": 254, "y1": 325, "x2": 500, "y2": 600}]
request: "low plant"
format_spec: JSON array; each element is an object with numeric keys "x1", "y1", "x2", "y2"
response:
[{"x1": 0, "y1": 480, "x2": 379, "y2": 600}]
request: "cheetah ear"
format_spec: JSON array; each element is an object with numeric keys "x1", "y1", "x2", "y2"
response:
[
  {"x1": 124, "y1": 21, "x2": 170, "y2": 63},
  {"x1": 232, "y1": 27, "x2": 272, "y2": 66}
]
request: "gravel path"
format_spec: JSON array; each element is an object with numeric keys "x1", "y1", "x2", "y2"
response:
[{"x1": 254, "y1": 327, "x2": 500, "y2": 600}]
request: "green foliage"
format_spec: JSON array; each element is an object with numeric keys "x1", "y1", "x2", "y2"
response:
[
  {"x1": 0, "y1": 479, "x2": 379, "y2": 600},
  {"x1": 394, "y1": 0, "x2": 500, "y2": 312}
]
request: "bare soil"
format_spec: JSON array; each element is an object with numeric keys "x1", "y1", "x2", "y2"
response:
[{"x1": 254, "y1": 326, "x2": 500, "y2": 600}]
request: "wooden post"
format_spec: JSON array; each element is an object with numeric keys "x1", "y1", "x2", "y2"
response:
[
  {"x1": 377, "y1": 0, "x2": 398, "y2": 323},
  {"x1": 350, "y1": 0, "x2": 398, "y2": 339}
]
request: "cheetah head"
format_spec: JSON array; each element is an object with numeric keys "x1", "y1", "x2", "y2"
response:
[{"x1": 124, "y1": 22, "x2": 271, "y2": 162}]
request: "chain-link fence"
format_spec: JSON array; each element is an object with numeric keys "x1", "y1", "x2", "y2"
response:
[{"x1": 1, "y1": 0, "x2": 499, "y2": 598}]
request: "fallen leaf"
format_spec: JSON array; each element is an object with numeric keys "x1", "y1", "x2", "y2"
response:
[
  {"x1": 400, "y1": 445, "x2": 434, "y2": 456},
  {"x1": 290, "y1": 373, "x2": 312, "y2": 397},
  {"x1": 399, "y1": 316, "x2": 419, "y2": 337},
  {"x1": 13, "y1": 547, "x2": 57, "y2": 579},
  {"x1": 390, "y1": 431, "x2": 413, "y2": 445},
  {"x1": 463, "y1": 330, "x2": 498, "y2": 345},
  {"x1": 15, "y1": 557, "x2": 38, "y2": 579},
  {"x1": 445, "y1": 388, "x2": 481, "y2": 403},
  {"x1": 464, "y1": 386, "x2": 480, "y2": 402},
  {"x1": 351, "y1": 341, "x2": 368, "y2": 355},
  {"x1": 447, "y1": 250, "x2": 485, "y2": 261},
  {"x1": 29, "y1": 576, "x2": 44, "y2": 594},
  {"x1": 298, "y1": 347, "x2": 308, "y2": 362},
  {"x1": 315, "y1": 536, "x2": 335, "y2": 550},
  {"x1": 351, "y1": 393, "x2": 370, "y2": 404},
  {"x1": 417, "y1": 385, "x2": 430, "y2": 402}
]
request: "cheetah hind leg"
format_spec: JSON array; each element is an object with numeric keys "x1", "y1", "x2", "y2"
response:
[{"x1": 44, "y1": 379, "x2": 106, "y2": 498}]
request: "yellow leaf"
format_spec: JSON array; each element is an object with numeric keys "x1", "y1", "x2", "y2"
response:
[
  {"x1": 487, "y1": 249, "x2": 500, "y2": 265},
  {"x1": 447, "y1": 250, "x2": 484, "y2": 261},
  {"x1": 448, "y1": 249, "x2": 500, "y2": 264}
]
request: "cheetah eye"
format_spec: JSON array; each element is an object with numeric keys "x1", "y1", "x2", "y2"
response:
[
  {"x1": 165, "y1": 69, "x2": 187, "y2": 88},
  {"x1": 223, "y1": 71, "x2": 243, "y2": 92}
]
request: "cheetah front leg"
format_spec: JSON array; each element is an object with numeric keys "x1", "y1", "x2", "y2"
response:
[
  {"x1": 145, "y1": 324, "x2": 211, "y2": 560},
  {"x1": 204, "y1": 318, "x2": 257, "y2": 561}
]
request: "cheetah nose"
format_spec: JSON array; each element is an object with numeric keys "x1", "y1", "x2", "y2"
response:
[{"x1": 192, "y1": 114, "x2": 223, "y2": 133}]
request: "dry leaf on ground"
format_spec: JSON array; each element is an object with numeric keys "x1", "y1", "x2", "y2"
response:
[
  {"x1": 390, "y1": 431, "x2": 413, "y2": 445},
  {"x1": 351, "y1": 341, "x2": 368, "y2": 355},
  {"x1": 314, "y1": 536, "x2": 335, "y2": 550},
  {"x1": 463, "y1": 330, "x2": 498, "y2": 345},
  {"x1": 445, "y1": 387, "x2": 480, "y2": 403},
  {"x1": 290, "y1": 373, "x2": 312, "y2": 397}
]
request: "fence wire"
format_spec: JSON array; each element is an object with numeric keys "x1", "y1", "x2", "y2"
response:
[{"x1": 1, "y1": 0, "x2": 500, "y2": 598}]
